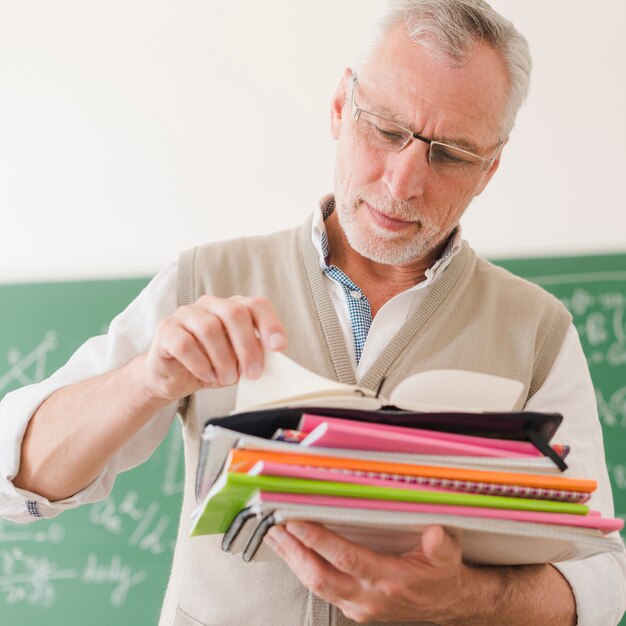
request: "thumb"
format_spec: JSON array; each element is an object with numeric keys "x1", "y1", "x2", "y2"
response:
[{"x1": 420, "y1": 525, "x2": 461, "y2": 567}]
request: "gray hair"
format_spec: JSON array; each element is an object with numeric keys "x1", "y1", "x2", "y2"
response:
[{"x1": 355, "y1": 0, "x2": 532, "y2": 136}]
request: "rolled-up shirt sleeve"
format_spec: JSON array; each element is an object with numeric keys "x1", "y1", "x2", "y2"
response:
[
  {"x1": 526, "y1": 324, "x2": 626, "y2": 625},
  {"x1": 0, "y1": 262, "x2": 179, "y2": 523}
]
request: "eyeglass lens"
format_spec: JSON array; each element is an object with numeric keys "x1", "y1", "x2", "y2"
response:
[{"x1": 354, "y1": 109, "x2": 488, "y2": 181}]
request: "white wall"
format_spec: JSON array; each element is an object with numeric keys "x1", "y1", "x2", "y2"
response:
[{"x1": 0, "y1": 0, "x2": 624, "y2": 283}]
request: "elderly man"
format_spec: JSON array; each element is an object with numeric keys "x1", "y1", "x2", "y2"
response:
[{"x1": 2, "y1": 0, "x2": 625, "y2": 624}]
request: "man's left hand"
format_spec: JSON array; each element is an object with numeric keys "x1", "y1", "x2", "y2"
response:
[{"x1": 264, "y1": 521, "x2": 468, "y2": 624}]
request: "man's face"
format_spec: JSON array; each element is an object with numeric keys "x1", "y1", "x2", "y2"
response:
[{"x1": 330, "y1": 25, "x2": 509, "y2": 265}]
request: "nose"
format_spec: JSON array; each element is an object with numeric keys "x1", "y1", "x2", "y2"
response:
[{"x1": 381, "y1": 139, "x2": 428, "y2": 202}]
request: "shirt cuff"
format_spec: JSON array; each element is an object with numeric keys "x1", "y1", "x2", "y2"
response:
[
  {"x1": 0, "y1": 377, "x2": 121, "y2": 523},
  {"x1": 1, "y1": 448, "x2": 123, "y2": 524},
  {"x1": 554, "y1": 551, "x2": 626, "y2": 625}
]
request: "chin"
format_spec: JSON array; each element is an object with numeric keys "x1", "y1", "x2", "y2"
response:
[
  {"x1": 343, "y1": 222, "x2": 433, "y2": 265},
  {"x1": 335, "y1": 193, "x2": 437, "y2": 265},
  {"x1": 354, "y1": 239, "x2": 431, "y2": 265}
]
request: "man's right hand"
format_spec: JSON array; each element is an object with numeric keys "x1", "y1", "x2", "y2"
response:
[
  {"x1": 14, "y1": 293, "x2": 287, "y2": 501},
  {"x1": 142, "y1": 295, "x2": 287, "y2": 401}
]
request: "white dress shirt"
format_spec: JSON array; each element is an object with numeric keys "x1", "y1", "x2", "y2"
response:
[{"x1": 1, "y1": 209, "x2": 625, "y2": 625}]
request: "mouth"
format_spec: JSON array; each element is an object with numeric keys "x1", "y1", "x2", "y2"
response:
[{"x1": 364, "y1": 202, "x2": 416, "y2": 232}]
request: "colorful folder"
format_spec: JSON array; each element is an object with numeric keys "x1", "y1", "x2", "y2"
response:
[{"x1": 190, "y1": 409, "x2": 623, "y2": 566}]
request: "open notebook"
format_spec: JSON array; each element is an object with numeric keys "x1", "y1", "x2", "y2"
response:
[{"x1": 235, "y1": 349, "x2": 526, "y2": 413}]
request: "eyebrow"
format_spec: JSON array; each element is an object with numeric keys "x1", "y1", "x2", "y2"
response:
[{"x1": 368, "y1": 102, "x2": 483, "y2": 155}]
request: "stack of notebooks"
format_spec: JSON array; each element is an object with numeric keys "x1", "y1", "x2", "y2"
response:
[{"x1": 190, "y1": 352, "x2": 624, "y2": 565}]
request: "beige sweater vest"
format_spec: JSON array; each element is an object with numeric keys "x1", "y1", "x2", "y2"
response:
[{"x1": 160, "y1": 216, "x2": 571, "y2": 626}]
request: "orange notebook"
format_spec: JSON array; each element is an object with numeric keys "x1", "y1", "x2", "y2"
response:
[{"x1": 228, "y1": 448, "x2": 597, "y2": 493}]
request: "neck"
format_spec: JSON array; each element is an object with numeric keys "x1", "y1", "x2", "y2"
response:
[{"x1": 324, "y1": 212, "x2": 448, "y2": 316}]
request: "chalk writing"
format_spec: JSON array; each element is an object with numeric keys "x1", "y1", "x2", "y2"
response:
[
  {"x1": 562, "y1": 288, "x2": 626, "y2": 368},
  {"x1": 82, "y1": 553, "x2": 146, "y2": 607},
  {"x1": 597, "y1": 386, "x2": 626, "y2": 429},
  {"x1": 0, "y1": 547, "x2": 77, "y2": 607},
  {"x1": 0, "y1": 521, "x2": 65, "y2": 544},
  {"x1": 0, "y1": 331, "x2": 58, "y2": 392},
  {"x1": 607, "y1": 339, "x2": 626, "y2": 367},
  {"x1": 584, "y1": 312, "x2": 609, "y2": 346},
  {"x1": 89, "y1": 499, "x2": 123, "y2": 535},
  {"x1": 611, "y1": 464, "x2": 626, "y2": 492},
  {"x1": 89, "y1": 491, "x2": 169, "y2": 555}
]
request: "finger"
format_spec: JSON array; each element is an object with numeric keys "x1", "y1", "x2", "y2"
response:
[
  {"x1": 155, "y1": 320, "x2": 217, "y2": 383},
  {"x1": 285, "y1": 521, "x2": 381, "y2": 583},
  {"x1": 420, "y1": 525, "x2": 461, "y2": 568},
  {"x1": 176, "y1": 306, "x2": 239, "y2": 386},
  {"x1": 197, "y1": 296, "x2": 265, "y2": 380},
  {"x1": 232, "y1": 296, "x2": 287, "y2": 352},
  {"x1": 264, "y1": 525, "x2": 359, "y2": 605}
]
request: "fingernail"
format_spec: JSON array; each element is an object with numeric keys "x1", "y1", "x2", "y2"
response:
[
  {"x1": 268, "y1": 332, "x2": 286, "y2": 350},
  {"x1": 246, "y1": 362, "x2": 262, "y2": 379}
]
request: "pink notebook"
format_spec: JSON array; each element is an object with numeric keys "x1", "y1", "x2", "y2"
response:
[
  {"x1": 248, "y1": 460, "x2": 591, "y2": 503},
  {"x1": 250, "y1": 460, "x2": 449, "y2": 492},
  {"x1": 299, "y1": 414, "x2": 541, "y2": 458},
  {"x1": 258, "y1": 491, "x2": 623, "y2": 534}
]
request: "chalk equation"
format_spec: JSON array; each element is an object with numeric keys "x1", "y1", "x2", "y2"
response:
[
  {"x1": 0, "y1": 520, "x2": 65, "y2": 545},
  {"x1": 82, "y1": 553, "x2": 147, "y2": 607},
  {"x1": 597, "y1": 386, "x2": 626, "y2": 430},
  {"x1": 562, "y1": 288, "x2": 626, "y2": 367},
  {"x1": 89, "y1": 490, "x2": 171, "y2": 555},
  {"x1": 0, "y1": 548, "x2": 147, "y2": 608},
  {"x1": 0, "y1": 331, "x2": 58, "y2": 393},
  {"x1": 610, "y1": 463, "x2": 626, "y2": 494},
  {"x1": 0, "y1": 547, "x2": 76, "y2": 607}
]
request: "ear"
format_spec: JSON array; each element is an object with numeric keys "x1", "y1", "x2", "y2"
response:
[
  {"x1": 473, "y1": 137, "x2": 508, "y2": 197},
  {"x1": 330, "y1": 68, "x2": 353, "y2": 140}
]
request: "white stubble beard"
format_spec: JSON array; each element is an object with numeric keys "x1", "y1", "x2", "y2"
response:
[{"x1": 334, "y1": 194, "x2": 447, "y2": 265}]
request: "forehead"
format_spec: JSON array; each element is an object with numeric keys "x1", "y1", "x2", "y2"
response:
[{"x1": 362, "y1": 24, "x2": 509, "y2": 148}]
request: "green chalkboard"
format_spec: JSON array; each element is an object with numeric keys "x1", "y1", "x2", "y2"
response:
[
  {"x1": 495, "y1": 253, "x2": 626, "y2": 542},
  {"x1": 496, "y1": 254, "x2": 626, "y2": 626},
  {"x1": 0, "y1": 278, "x2": 185, "y2": 626},
  {"x1": 1, "y1": 252, "x2": 625, "y2": 625}
]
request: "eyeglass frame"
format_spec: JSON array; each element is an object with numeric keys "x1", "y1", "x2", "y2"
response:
[{"x1": 349, "y1": 73, "x2": 503, "y2": 178}]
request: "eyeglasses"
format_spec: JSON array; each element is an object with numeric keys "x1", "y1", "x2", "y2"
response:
[{"x1": 349, "y1": 73, "x2": 502, "y2": 183}]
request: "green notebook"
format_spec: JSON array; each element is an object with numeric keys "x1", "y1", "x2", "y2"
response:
[{"x1": 191, "y1": 472, "x2": 589, "y2": 537}]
